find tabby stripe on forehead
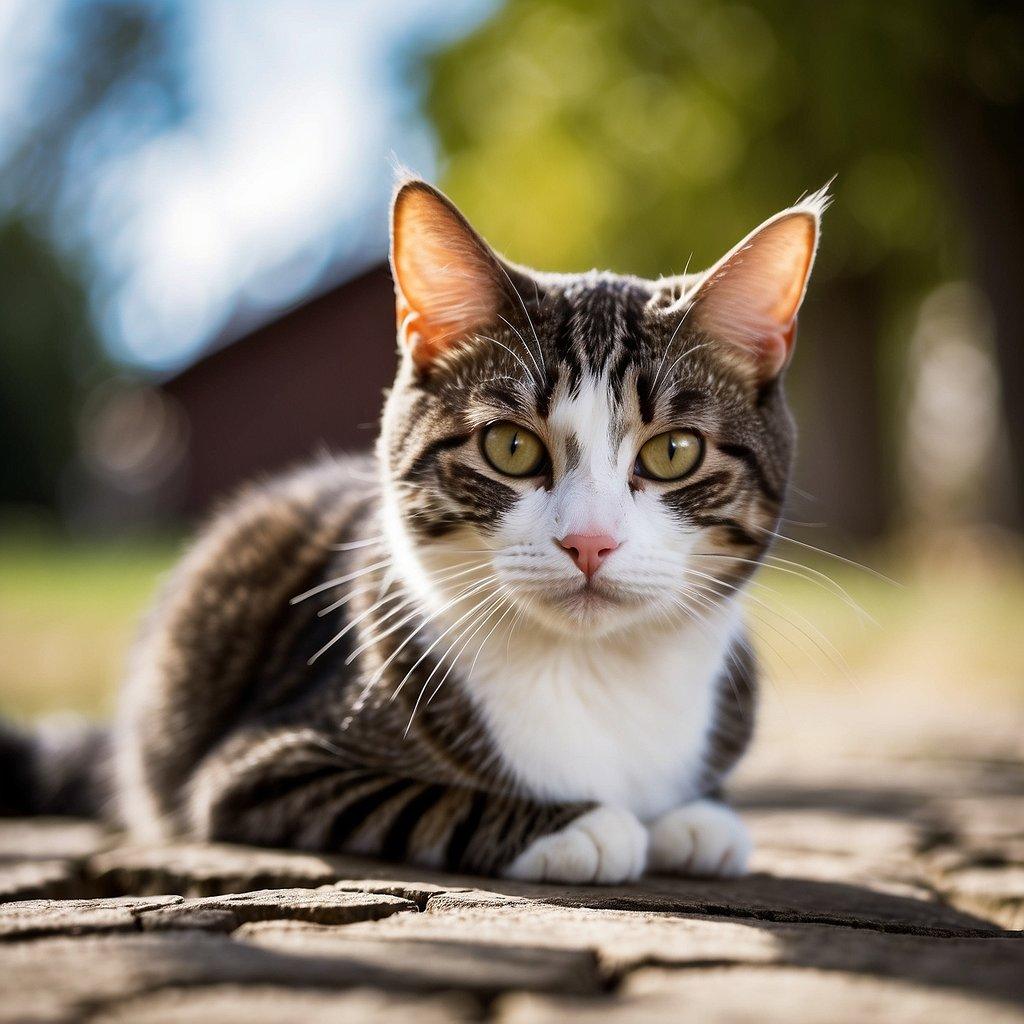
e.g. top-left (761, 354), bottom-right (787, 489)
top-left (636, 371), bottom-right (656, 424)
top-left (552, 301), bottom-right (583, 393)
top-left (379, 783), bottom-right (447, 860)
top-left (402, 432), bottom-right (472, 482)
top-left (324, 776), bottom-right (411, 848)
top-left (718, 442), bottom-right (780, 503)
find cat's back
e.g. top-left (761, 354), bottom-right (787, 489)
top-left (115, 453), bottom-right (377, 836)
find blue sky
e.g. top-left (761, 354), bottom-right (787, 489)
top-left (0, 0), bottom-right (493, 371)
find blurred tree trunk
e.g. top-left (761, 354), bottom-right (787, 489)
top-left (932, 79), bottom-right (1024, 531)
top-left (787, 273), bottom-right (890, 545)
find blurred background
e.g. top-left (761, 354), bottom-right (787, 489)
top-left (1, 0), bottom-right (1021, 760)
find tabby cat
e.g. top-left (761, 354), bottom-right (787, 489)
top-left (3, 179), bottom-right (826, 883)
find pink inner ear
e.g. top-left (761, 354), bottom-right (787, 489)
top-left (391, 183), bottom-right (502, 368)
top-left (691, 209), bottom-right (820, 380)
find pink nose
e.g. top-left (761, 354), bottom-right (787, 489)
top-left (557, 533), bottom-right (620, 578)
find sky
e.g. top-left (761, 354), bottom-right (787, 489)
top-left (0, 0), bottom-right (493, 372)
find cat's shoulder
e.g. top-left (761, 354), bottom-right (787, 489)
top-left (151, 453), bottom-right (377, 616)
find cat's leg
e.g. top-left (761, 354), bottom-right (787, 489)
top-left (188, 733), bottom-right (644, 882)
top-left (646, 799), bottom-right (752, 878)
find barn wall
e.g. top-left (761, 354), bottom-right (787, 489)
top-left (163, 264), bottom-right (397, 515)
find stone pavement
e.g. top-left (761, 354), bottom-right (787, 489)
top-left (2, 684), bottom-right (1023, 1022)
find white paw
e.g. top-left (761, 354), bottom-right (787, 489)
top-left (503, 806), bottom-right (648, 885)
top-left (648, 800), bottom-right (752, 878)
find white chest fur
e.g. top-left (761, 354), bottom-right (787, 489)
top-left (462, 608), bottom-right (738, 821)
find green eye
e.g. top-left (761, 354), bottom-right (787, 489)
top-left (636, 429), bottom-right (703, 481)
top-left (481, 422), bottom-right (547, 477)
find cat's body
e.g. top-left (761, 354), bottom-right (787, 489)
top-left (4, 180), bottom-right (825, 883)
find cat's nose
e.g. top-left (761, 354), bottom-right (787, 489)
top-left (557, 533), bottom-right (620, 578)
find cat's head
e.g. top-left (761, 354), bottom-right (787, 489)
top-left (378, 180), bottom-right (825, 639)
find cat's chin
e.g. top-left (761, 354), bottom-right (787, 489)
top-left (518, 581), bottom-right (656, 638)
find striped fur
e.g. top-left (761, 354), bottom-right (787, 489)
top-left (109, 181), bottom-right (823, 882)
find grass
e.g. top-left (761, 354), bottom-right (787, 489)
top-left (1, 525), bottom-right (1021, 723)
top-left (0, 529), bottom-right (181, 719)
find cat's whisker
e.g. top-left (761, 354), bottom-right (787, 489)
top-left (679, 565), bottom-right (850, 682)
top-left (493, 259), bottom-right (547, 383)
top-left (475, 335), bottom-right (540, 389)
top-left (328, 536), bottom-right (385, 552)
top-left (670, 587), bottom-right (795, 688)
top-left (345, 572), bottom-right (498, 668)
top-left (404, 590), bottom-right (511, 737)
top-left (355, 575), bottom-right (500, 687)
top-left (308, 589), bottom-right (410, 665)
top-left (656, 340), bottom-right (716, 397)
top-left (651, 300), bottom-right (697, 393)
top-left (422, 594), bottom-right (515, 719)
top-left (317, 559), bottom-right (488, 617)
top-left (696, 550), bottom-right (876, 625)
top-left (290, 558), bottom-right (393, 604)
top-left (496, 313), bottom-right (547, 387)
top-left (754, 526), bottom-right (902, 588)
top-left (388, 583), bottom-right (503, 705)
top-left (316, 582), bottom-right (382, 617)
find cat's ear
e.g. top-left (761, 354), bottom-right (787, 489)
top-left (390, 179), bottom-right (504, 370)
top-left (687, 188), bottom-right (828, 382)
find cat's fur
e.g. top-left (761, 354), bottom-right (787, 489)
top-left (3, 180), bottom-right (825, 883)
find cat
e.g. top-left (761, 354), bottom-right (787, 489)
top-left (1, 178), bottom-right (825, 884)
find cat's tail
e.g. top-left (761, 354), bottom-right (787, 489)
top-left (0, 716), bottom-right (111, 818)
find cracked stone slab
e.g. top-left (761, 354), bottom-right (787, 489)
top-left (499, 967), bottom-right (1024, 1023)
top-left (344, 892), bottom-right (1024, 998)
top-left (137, 887), bottom-right (416, 931)
top-left (934, 865), bottom-right (1024, 931)
top-left (90, 985), bottom-right (475, 1024)
top-left (940, 796), bottom-right (1024, 841)
top-left (328, 878), bottom-right (469, 909)
top-left (101, 841), bottom-right (997, 937)
top-left (0, 927), bottom-right (600, 1018)
top-left (89, 843), bottom-right (346, 897)
top-left (236, 919), bottom-right (602, 996)
top-left (86, 839), bottom-right (987, 935)
top-left (0, 895), bottom-right (182, 941)
top-left (745, 809), bottom-right (922, 857)
top-left (0, 819), bottom-right (107, 863)
top-left (567, 869), bottom-right (1002, 935)
top-left (0, 860), bottom-right (86, 902)
top-left (88, 842), bottom-right (477, 905)
top-left (749, 847), bottom-right (933, 902)
top-left (490, 870), bottom-right (1003, 936)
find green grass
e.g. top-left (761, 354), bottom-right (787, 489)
top-left (0, 529), bottom-right (180, 719)
top-left (1, 526), bottom-right (1021, 722)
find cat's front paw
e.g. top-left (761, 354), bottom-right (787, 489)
top-left (503, 806), bottom-right (647, 885)
top-left (648, 799), bottom-right (752, 878)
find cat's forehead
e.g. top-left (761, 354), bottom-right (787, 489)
top-left (535, 272), bottom-right (665, 380)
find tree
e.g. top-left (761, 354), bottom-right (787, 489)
top-left (423, 0), bottom-right (1024, 541)
top-left (0, 0), bottom-right (188, 511)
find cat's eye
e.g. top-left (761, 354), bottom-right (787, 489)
top-left (481, 422), bottom-right (547, 477)
top-left (636, 429), bottom-right (703, 482)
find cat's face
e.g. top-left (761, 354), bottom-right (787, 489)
top-left (380, 181), bottom-right (824, 639)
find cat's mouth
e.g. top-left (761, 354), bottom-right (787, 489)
top-left (543, 577), bottom-right (641, 614)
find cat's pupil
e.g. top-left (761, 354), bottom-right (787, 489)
top-left (509, 433), bottom-right (520, 457)
top-left (667, 436), bottom-right (677, 462)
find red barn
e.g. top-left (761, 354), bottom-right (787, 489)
top-left (160, 262), bottom-right (397, 515)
